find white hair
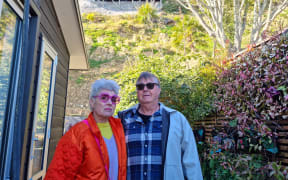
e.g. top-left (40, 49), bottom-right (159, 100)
top-left (89, 79), bottom-right (120, 99)
top-left (89, 79), bottom-right (120, 111)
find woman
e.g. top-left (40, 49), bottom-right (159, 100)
top-left (45, 79), bottom-right (126, 180)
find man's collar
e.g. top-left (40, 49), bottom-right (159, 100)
top-left (132, 103), bottom-right (162, 115)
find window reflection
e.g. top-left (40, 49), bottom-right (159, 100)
top-left (0, 2), bottom-right (18, 153)
top-left (32, 52), bottom-right (52, 175)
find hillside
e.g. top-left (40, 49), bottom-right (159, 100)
top-left (65, 8), bottom-right (214, 117)
top-left (65, 2), bottom-right (288, 119)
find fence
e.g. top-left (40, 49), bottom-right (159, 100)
top-left (193, 113), bottom-right (288, 166)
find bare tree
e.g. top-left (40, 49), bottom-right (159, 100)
top-left (175, 0), bottom-right (288, 53)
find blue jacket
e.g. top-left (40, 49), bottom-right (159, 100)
top-left (118, 103), bottom-right (203, 180)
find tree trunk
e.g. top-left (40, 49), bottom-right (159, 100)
top-left (175, 0), bottom-right (288, 54)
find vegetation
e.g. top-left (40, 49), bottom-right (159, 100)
top-left (82, 4), bottom-right (219, 123)
top-left (114, 52), bottom-right (217, 123)
top-left (78, 2), bottom-right (288, 179)
top-left (199, 28), bottom-right (288, 180)
top-left (136, 3), bottom-right (157, 24)
top-left (215, 31), bottom-right (288, 152)
top-left (174, 0), bottom-right (288, 53)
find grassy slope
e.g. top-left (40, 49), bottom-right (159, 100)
top-left (66, 11), bottom-right (213, 116)
top-left (66, 6), bottom-right (288, 116)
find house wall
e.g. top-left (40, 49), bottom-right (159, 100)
top-left (20, 0), bottom-right (70, 178)
top-left (37, 0), bottom-right (70, 166)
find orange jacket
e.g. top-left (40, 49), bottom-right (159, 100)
top-left (45, 113), bottom-right (127, 180)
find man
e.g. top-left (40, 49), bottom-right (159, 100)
top-left (118, 72), bottom-right (203, 180)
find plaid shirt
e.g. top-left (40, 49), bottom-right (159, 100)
top-left (122, 106), bottom-right (162, 180)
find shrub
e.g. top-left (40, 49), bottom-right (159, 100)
top-left (114, 53), bottom-right (216, 123)
top-left (195, 30), bottom-right (288, 180)
top-left (200, 145), bottom-right (288, 180)
top-left (269, 162), bottom-right (288, 180)
top-left (161, 0), bottom-right (189, 14)
top-left (201, 148), bottom-right (271, 180)
top-left (214, 31), bottom-right (288, 152)
top-left (136, 3), bottom-right (157, 24)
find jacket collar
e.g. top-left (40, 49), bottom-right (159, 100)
top-left (87, 112), bottom-right (117, 135)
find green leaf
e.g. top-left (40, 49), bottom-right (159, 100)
top-left (229, 119), bottom-right (237, 127)
top-left (277, 86), bottom-right (287, 96)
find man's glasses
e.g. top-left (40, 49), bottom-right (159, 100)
top-left (93, 93), bottom-right (120, 104)
top-left (136, 83), bottom-right (159, 90)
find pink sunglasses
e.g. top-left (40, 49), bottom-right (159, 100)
top-left (93, 93), bottom-right (120, 104)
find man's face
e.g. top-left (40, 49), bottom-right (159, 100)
top-left (136, 78), bottom-right (161, 105)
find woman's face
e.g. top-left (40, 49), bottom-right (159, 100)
top-left (89, 89), bottom-right (119, 121)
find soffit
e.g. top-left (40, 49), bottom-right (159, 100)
top-left (52, 0), bottom-right (88, 70)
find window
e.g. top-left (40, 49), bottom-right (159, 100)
top-left (0, 0), bottom-right (41, 179)
top-left (28, 38), bottom-right (57, 180)
top-left (0, 0), bottom-right (21, 155)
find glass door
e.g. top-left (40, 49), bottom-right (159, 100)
top-left (28, 38), bottom-right (57, 180)
top-left (0, 0), bottom-right (20, 157)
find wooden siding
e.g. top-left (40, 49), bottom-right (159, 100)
top-left (20, 0), bottom-right (70, 176)
top-left (38, 0), bottom-right (70, 166)
top-left (23, 0), bottom-right (70, 170)
top-left (193, 113), bottom-right (288, 166)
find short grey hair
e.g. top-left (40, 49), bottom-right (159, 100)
top-left (89, 79), bottom-right (120, 100)
top-left (136, 72), bottom-right (160, 87)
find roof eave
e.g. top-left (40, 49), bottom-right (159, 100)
top-left (52, 0), bottom-right (88, 70)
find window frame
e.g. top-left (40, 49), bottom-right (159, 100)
top-left (27, 37), bottom-right (58, 180)
top-left (0, 0), bottom-right (40, 179)
top-left (0, 0), bottom-right (23, 178)
top-left (5, 0), bottom-right (24, 18)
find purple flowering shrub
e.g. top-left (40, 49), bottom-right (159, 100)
top-left (215, 31), bottom-right (288, 153)
top-left (199, 31), bottom-right (288, 180)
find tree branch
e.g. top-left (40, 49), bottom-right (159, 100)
top-left (175, 0), bottom-right (226, 46)
top-left (240, 2), bottom-right (248, 37)
top-left (262, 0), bottom-right (288, 32)
top-left (176, 0), bottom-right (288, 54)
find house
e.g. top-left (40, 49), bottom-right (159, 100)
top-left (0, 0), bottom-right (88, 179)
